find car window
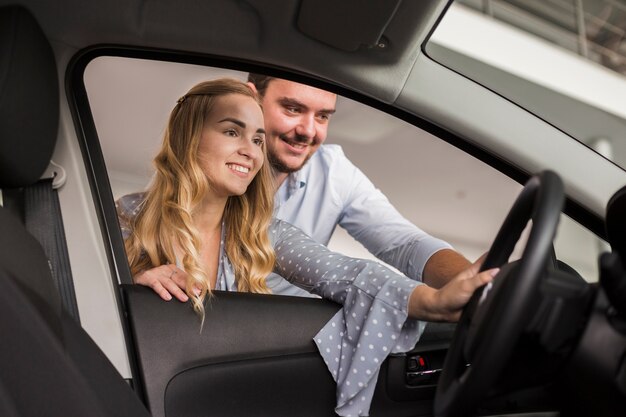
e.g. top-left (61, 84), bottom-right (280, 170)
top-left (84, 56), bottom-right (602, 282)
top-left (427, 1), bottom-right (626, 172)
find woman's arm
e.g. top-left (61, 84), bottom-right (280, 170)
top-left (271, 218), bottom-right (494, 321)
top-left (270, 218), bottom-right (496, 417)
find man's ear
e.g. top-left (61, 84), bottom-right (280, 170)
top-left (247, 81), bottom-right (258, 94)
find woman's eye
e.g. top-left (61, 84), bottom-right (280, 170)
top-left (225, 129), bottom-right (238, 137)
top-left (253, 138), bottom-right (264, 146)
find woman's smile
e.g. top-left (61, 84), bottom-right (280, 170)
top-left (226, 163), bottom-right (251, 175)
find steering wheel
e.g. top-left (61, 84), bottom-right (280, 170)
top-left (434, 171), bottom-right (564, 417)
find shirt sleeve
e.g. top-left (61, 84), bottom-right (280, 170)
top-left (331, 148), bottom-right (452, 282)
top-left (270, 219), bottom-right (426, 417)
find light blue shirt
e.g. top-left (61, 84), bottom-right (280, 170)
top-left (267, 144), bottom-right (452, 297)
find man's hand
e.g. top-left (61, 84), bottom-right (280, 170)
top-left (409, 254), bottom-right (498, 322)
top-left (134, 264), bottom-right (191, 302)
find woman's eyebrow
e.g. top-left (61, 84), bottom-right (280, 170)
top-left (219, 117), bottom-right (265, 135)
top-left (218, 117), bottom-right (246, 128)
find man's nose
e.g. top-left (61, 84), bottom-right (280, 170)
top-left (295, 114), bottom-right (316, 139)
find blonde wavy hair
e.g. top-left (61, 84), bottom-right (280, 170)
top-left (124, 78), bottom-right (276, 320)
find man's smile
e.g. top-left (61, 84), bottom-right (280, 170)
top-left (278, 135), bottom-right (310, 153)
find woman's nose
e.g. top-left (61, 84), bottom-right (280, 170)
top-left (238, 144), bottom-right (252, 158)
top-left (238, 139), bottom-right (258, 159)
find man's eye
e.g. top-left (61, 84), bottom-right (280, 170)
top-left (285, 106), bottom-right (300, 114)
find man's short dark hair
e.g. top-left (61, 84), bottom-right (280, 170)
top-left (247, 73), bottom-right (275, 97)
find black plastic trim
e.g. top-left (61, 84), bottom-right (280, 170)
top-left (65, 48), bottom-right (148, 402)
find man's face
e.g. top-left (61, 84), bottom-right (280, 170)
top-left (259, 79), bottom-right (337, 174)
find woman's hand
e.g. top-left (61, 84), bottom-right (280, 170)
top-left (134, 264), bottom-right (190, 302)
top-left (409, 254), bottom-right (498, 322)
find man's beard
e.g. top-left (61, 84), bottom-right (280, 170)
top-left (267, 134), bottom-right (314, 174)
top-left (267, 149), bottom-right (312, 174)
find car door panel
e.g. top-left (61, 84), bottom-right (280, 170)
top-left (166, 354), bottom-right (337, 417)
top-left (123, 285), bottom-right (454, 417)
top-left (124, 286), bottom-right (340, 417)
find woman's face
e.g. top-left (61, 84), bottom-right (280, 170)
top-left (198, 93), bottom-right (265, 199)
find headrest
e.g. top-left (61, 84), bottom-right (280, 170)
top-left (0, 6), bottom-right (59, 188)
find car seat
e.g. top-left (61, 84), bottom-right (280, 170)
top-left (0, 5), bottom-right (150, 417)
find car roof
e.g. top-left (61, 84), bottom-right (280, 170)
top-left (3, 0), bottom-right (625, 216)
top-left (5, 0), bottom-right (444, 102)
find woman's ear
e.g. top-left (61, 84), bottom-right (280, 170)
top-left (247, 82), bottom-right (258, 94)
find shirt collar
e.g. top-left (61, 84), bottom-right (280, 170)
top-left (274, 170), bottom-right (306, 209)
top-left (286, 170), bottom-right (306, 195)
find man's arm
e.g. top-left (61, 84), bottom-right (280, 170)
top-left (330, 147), bottom-right (468, 287)
top-left (422, 248), bottom-right (472, 289)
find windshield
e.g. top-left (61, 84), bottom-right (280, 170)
top-left (427, 0), bottom-right (626, 170)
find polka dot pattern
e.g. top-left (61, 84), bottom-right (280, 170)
top-left (272, 219), bottom-right (426, 416)
top-left (116, 192), bottom-right (146, 240)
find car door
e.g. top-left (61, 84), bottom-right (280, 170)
top-left (72, 53), bottom-right (602, 417)
top-left (75, 53), bottom-right (467, 417)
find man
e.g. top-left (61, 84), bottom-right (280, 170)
top-left (247, 74), bottom-right (472, 297)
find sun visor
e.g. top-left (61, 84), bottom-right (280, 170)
top-left (296, 0), bottom-right (402, 51)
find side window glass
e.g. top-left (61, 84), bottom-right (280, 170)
top-left (326, 94), bottom-right (523, 265)
top-left (555, 215), bottom-right (603, 282)
top-left (84, 56), bottom-right (601, 284)
top-left (84, 57), bottom-right (246, 200)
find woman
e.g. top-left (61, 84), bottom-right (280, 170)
top-left (117, 78), bottom-right (496, 416)
top-left (120, 79), bottom-right (275, 318)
